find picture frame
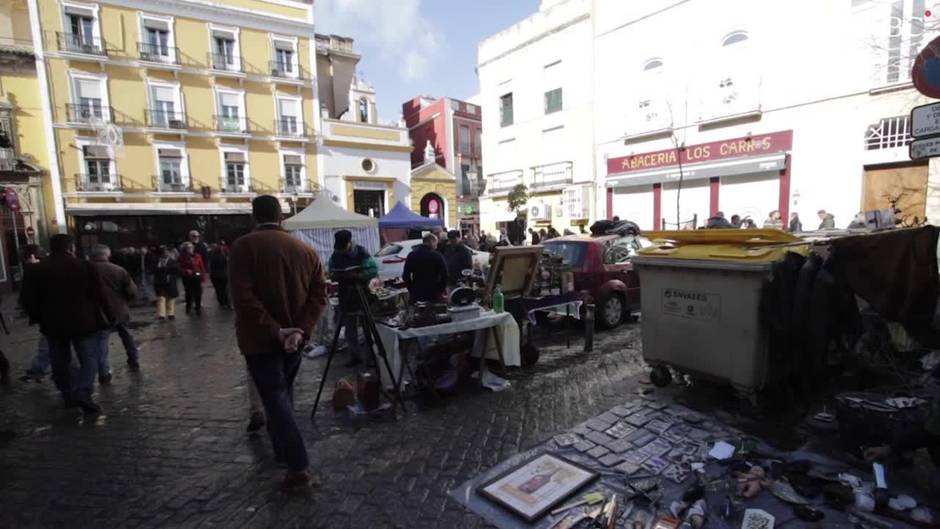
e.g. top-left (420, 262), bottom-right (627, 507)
top-left (477, 453), bottom-right (599, 522)
top-left (485, 245), bottom-right (542, 299)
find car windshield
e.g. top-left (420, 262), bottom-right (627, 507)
top-left (375, 244), bottom-right (402, 257)
top-left (603, 236), bottom-right (649, 264)
top-left (543, 241), bottom-right (588, 269)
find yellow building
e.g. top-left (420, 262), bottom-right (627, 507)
top-left (21, 0), bottom-right (319, 248)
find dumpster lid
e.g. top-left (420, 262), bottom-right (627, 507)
top-left (639, 229), bottom-right (807, 263)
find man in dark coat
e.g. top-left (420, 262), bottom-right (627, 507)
top-left (328, 229), bottom-right (378, 367)
top-left (441, 230), bottom-right (472, 286)
top-left (403, 234), bottom-right (448, 303)
top-left (21, 234), bottom-right (116, 414)
top-left (229, 195), bottom-right (328, 489)
top-left (92, 244), bottom-right (140, 379)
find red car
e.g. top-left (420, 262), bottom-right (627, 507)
top-left (542, 234), bottom-right (649, 329)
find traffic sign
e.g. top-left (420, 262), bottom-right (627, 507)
top-left (912, 102), bottom-right (940, 138)
top-left (913, 35), bottom-right (940, 99)
top-left (910, 136), bottom-right (940, 160)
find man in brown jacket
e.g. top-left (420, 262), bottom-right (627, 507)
top-left (229, 195), bottom-right (327, 489)
top-left (91, 244), bottom-right (141, 382)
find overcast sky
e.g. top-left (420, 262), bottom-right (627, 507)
top-left (315, 0), bottom-right (539, 122)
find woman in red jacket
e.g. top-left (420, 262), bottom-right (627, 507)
top-left (178, 242), bottom-right (207, 315)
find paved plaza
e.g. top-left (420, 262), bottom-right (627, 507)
top-left (0, 293), bottom-right (648, 529)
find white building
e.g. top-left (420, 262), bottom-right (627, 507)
top-left (315, 36), bottom-right (412, 218)
top-left (477, 0), bottom-right (595, 235)
top-left (596, 0), bottom-right (938, 231)
top-left (478, 0), bottom-right (939, 233)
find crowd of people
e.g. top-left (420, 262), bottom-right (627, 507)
top-left (702, 209), bottom-right (840, 232)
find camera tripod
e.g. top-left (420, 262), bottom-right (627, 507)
top-left (311, 281), bottom-right (406, 418)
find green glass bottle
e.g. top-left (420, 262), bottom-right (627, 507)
top-left (492, 286), bottom-right (504, 314)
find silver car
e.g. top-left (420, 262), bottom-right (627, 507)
top-left (375, 240), bottom-right (490, 280)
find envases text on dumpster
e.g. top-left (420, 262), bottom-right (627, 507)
top-left (661, 288), bottom-right (721, 321)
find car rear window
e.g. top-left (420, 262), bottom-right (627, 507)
top-left (376, 245), bottom-right (402, 257)
top-left (544, 241), bottom-right (588, 269)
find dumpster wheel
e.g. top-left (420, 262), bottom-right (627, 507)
top-left (650, 365), bottom-right (673, 387)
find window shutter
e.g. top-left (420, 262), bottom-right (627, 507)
top-left (278, 98), bottom-right (298, 117)
top-left (152, 85), bottom-right (175, 103)
top-left (224, 152), bottom-right (246, 163)
top-left (65, 5), bottom-right (95, 17)
top-left (283, 154), bottom-right (302, 165)
top-left (83, 145), bottom-right (109, 158)
top-left (158, 148), bottom-right (182, 158)
top-left (219, 92), bottom-right (240, 108)
top-left (143, 19), bottom-right (169, 31)
top-left (76, 78), bottom-right (102, 98)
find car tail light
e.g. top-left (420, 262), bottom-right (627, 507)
top-left (382, 257), bottom-right (405, 264)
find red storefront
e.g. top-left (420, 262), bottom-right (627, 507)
top-left (606, 130), bottom-right (793, 229)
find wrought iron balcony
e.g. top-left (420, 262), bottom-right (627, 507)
top-left (152, 176), bottom-right (191, 193)
top-left (269, 60), bottom-right (305, 80)
top-left (66, 103), bottom-right (112, 124)
top-left (147, 109), bottom-right (187, 130)
top-left (531, 161), bottom-right (573, 190)
top-left (208, 52), bottom-right (243, 73)
top-left (137, 42), bottom-right (179, 65)
top-left (57, 32), bottom-right (106, 56)
top-left (222, 182), bottom-right (250, 193)
top-left (486, 170), bottom-right (524, 195)
top-left (274, 119), bottom-right (304, 138)
top-left (214, 115), bottom-right (250, 134)
top-left (74, 173), bottom-right (121, 192)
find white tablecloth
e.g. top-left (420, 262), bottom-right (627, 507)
top-left (374, 311), bottom-right (521, 389)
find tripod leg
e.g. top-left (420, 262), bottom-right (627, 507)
top-left (355, 285), bottom-right (406, 413)
top-left (311, 312), bottom-right (345, 420)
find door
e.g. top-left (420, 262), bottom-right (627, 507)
top-left (863, 163), bottom-right (928, 225)
top-left (353, 189), bottom-right (385, 217)
top-left (719, 171), bottom-right (780, 225)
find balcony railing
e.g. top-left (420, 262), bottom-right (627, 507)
top-left (57, 32), bottom-right (106, 56)
top-left (138, 42), bottom-right (179, 65)
top-left (75, 173), bottom-right (121, 192)
top-left (152, 176), bottom-right (191, 193)
top-left (208, 53), bottom-right (243, 73)
top-left (531, 161), bottom-right (573, 190)
top-left (282, 178), bottom-right (309, 194)
top-left (66, 104), bottom-right (112, 124)
top-left (486, 170), bottom-right (524, 195)
top-left (222, 181), bottom-right (250, 193)
top-left (0, 148), bottom-right (15, 171)
top-left (274, 119), bottom-right (304, 138)
top-left (269, 61), bottom-right (304, 80)
top-left (214, 115), bottom-right (249, 134)
top-left (147, 109), bottom-right (187, 130)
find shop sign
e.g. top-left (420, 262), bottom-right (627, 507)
top-left (911, 102), bottom-right (940, 138)
top-left (910, 136), bottom-right (940, 160)
top-left (607, 130), bottom-right (793, 176)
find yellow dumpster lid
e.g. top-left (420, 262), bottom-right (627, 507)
top-left (639, 229), bottom-right (808, 262)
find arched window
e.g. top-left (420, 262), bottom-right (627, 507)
top-left (358, 97), bottom-right (369, 123)
top-left (722, 31), bottom-right (749, 47)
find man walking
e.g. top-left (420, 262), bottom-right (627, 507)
top-left (229, 195), bottom-right (328, 489)
top-left (91, 244), bottom-right (141, 379)
top-left (21, 234), bottom-right (115, 414)
top-left (441, 230), bottom-right (472, 286)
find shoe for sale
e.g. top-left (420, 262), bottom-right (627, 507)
top-left (168, 315), bottom-right (175, 320)
top-left (281, 470), bottom-right (316, 490)
top-left (99, 373), bottom-right (112, 385)
top-left (246, 412), bottom-right (265, 433)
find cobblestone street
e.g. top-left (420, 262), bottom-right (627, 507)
top-left (0, 292), bottom-right (648, 529)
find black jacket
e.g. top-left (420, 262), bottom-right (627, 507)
top-left (441, 242), bottom-right (473, 285)
top-left (21, 254), bottom-right (116, 340)
top-left (403, 244), bottom-right (448, 303)
top-left (208, 249), bottom-right (228, 278)
top-left (153, 257), bottom-right (180, 298)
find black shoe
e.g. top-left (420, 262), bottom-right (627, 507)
top-left (77, 399), bottom-right (101, 415)
top-left (19, 373), bottom-right (45, 383)
top-left (195, 307), bottom-right (202, 315)
top-left (0, 356), bottom-right (9, 383)
top-left (99, 373), bottom-right (112, 385)
top-left (246, 412), bottom-right (265, 433)
top-left (344, 358), bottom-right (363, 368)
top-left (168, 315), bottom-right (175, 320)
top-left (127, 361), bottom-right (140, 372)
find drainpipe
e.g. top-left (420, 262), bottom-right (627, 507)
top-left (26, 0), bottom-right (66, 233)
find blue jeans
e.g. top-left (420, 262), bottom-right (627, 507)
top-left (26, 335), bottom-right (50, 376)
top-left (245, 352), bottom-right (308, 472)
top-left (99, 322), bottom-right (140, 376)
top-left (48, 332), bottom-right (107, 403)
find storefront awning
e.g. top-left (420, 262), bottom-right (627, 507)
top-left (606, 153), bottom-right (786, 188)
top-left (66, 202), bottom-right (289, 216)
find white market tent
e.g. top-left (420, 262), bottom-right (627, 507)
top-left (283, 193), bottom-right (380, 262)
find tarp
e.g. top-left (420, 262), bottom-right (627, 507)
top-left (378, 201), bottom-right (444, 230)
top-left (283, 193), bottom-right (380, 263)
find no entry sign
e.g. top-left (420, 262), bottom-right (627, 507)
top-left (913, 35), bottom-right (940, 99)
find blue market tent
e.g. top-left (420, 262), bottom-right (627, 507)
top-left (378, 201), bottom-right (444, 230)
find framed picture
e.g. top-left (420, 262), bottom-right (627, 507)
top-left (485, 245), bottom-right (542, 299)
top-left (477, 453), bottom-right (598, 522)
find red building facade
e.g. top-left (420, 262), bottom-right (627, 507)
top-left (402, 96), bottom-right (483, 233)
